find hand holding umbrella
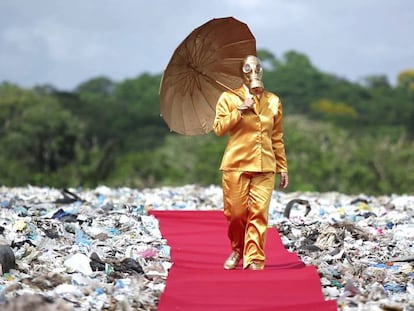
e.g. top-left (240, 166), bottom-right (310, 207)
top-left (237, 97), bottom-right (255, 113)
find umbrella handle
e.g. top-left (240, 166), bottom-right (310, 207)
top-left (192, 66), bottom-right (244, 100)
top-left (213, 79), bottom-right (245, 100)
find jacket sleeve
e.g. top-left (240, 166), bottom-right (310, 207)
top-left (213, 92), bottom-right (242, 136)
top-left (272, 98), bottom-right (288, 173)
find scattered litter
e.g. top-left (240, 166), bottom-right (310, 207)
top-left (0, 185), bottom-right (413, 310)
top-left (270, 191), bottom-right (414, 310)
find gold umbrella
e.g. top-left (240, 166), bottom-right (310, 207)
top-left (159, 17), bottom-right (257, 136)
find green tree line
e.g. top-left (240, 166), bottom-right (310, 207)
top-left (1, 49), bottom-right (413, 195)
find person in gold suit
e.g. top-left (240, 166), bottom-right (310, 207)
top-left (213, 55), bottom-right (289, 270)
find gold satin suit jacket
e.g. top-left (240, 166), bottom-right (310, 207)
top-left (213, 86), bottom-right (288, 174)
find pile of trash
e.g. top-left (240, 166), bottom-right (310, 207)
top-left (270, 192), bottom-right (414, 311)
top-left (0, 185), bottom-right (413, 311)
top-left (0, 186), bottom-right (172, 310)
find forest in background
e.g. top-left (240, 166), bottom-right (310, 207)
top-left (1, 49), bottom-right (413, 195)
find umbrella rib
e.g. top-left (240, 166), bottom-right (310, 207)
top-left (201, 92), bottom-right (216, 115)
top-left (189, 92), bottom-right (207, 133)
top-left (219, 39), bottom-right (256, 50)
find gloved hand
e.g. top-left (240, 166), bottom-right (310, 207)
top-left (238, 97), bottom-right (254, 113)
top-left (279, 172), bottom-right (289, 189)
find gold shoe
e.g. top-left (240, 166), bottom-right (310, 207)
top-left (224, 251), bottom-right (241, 270)
top-left (247, 261), bottom-right (264, 270)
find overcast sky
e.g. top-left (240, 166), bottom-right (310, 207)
top-left (1, 0), bottom-right (413, 90)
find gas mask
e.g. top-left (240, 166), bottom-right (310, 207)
top-left (241, 55), bottom-right (264, 94)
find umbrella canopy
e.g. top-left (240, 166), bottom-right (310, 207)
top-left (159, 17), bottom-right (257, 136)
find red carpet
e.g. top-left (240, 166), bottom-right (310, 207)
top-left (150, 210), bottom-right (337, 311)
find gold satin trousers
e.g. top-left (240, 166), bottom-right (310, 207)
top-left (222, 171), bottom-right (275, 268)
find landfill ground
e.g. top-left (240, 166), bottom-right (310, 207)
top-left (0, 185), bottom-right (413, 311)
